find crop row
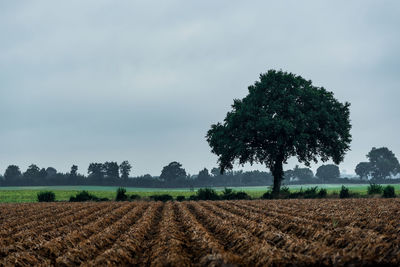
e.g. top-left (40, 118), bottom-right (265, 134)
top-left (0, 199), bottom-right (399, 266)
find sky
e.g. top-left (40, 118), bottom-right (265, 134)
top-left (1, 1), bottom-right (399, 176)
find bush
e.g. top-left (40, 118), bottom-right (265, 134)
top-left (221, 188), bottom-right (251, 200)
top-left (116, 187), bottom-right (127, 201)
top-left (303, 187), bottom-right (319, 199)
top-left (188, 195), bottom-right (198, 201)
top-left (176, 195), bottom-right (186, 201)
top-left (339, 185), bottom-right (350, 198)
top-left (129, 194), bottom-right (141, 201)
top-left (318, 188), bottom-right (327, 198)
top-left (37, 191), bottom-right (55, 202)
top-left (70, 190), bottom-right (98, 202)
top-left (383, 185), bottom-right (396, 198)
top-left (367, 183), bottom-right (383, 195)
top-left (150, 194), bottom-right (173, 202)
top-left (196, 188), bottom-right (220, 200)
top-left (262, 191), bottom-right (273, 199)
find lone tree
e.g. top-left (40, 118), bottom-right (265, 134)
top-left (355, 162), bottom-right (372, 180)
top-left (206, 70), bottom-right (351, 197)
top-left (316, 164), bottom-right (340, 183)
top-left (366, 147), bottom-right (400, 180)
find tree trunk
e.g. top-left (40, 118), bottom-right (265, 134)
top-left (271, 158), bottom-right (284, 198)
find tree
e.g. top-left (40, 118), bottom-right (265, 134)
top-left (366, 147), bottom-right (400, 180)
top-left (197, 168), bottom-right (211, 185)
top-left (355, 162), bottom-right (372, 180)
top-left (103, 161), bottom-right (119, 179)
top-left (285, 165), bottom-right (314, 182)
top-left (119, 160), bottom-right (132, 179)
top-left (207, 70), bottom-right (351, 196)
top-left (88, 163), bottom-right (105, 182)
top-left (4, 165), bottom-right (22, 184)
top-left (24, 164), bottom-right (40, 178)
top-left (70, 165), bottom-right (78, 177)
top-left (46, 167), bottom-right (57, 177)
top-left (160, 161), bottom-right (187, 183)
top-left (316, 164), bottom-right (340, 183)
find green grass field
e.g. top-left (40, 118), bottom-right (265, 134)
top-left (0, 184), bottom-right (399, 202)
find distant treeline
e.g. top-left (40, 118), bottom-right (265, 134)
top-left (1, 158), bottom-right (399, 187)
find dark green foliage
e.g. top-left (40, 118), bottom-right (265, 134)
top-left (340, 185), bottom-right (350, 198)
top-left (262, 191), bottom-right (273, 199)
top-left (176, 195), bottom-right (186, 201)
top-left (285, 166), bottom-right (314, 182)
top-left (367, 182), bottom-right (383, 195)
top-left (160, 161), bottom-right (187, 183)
top-left (355, 162), bottom-right (372, 180)
top-left (116, 187), bottom-right (127, 201)
top-left (188, 195), bottom-right (199, 201)
top-left (129, 194), bottom-right (141, 201)
top-left (150, 194), bottom-right (173, 202)
top-left (70, 190), bottom-right (98, 202)
top-left (303, 187), bottom-right (319, 199)
top-left (4, 165), bottom-right (22, 183)
top-left (366, 147), bottom-right (400, 180)
top-left (221, 188), bottom-right (251, 200)
top-left (37, 191), bottom-right (55, 202)
top-left (382, 185), bottom-right (395, 198)
top-left (119, 160), bottom-right (132, 179)
top-left (316, 164), bottom-right (340, 182)
top-left (207, 70), bottom-right (352, 196)
top-left (196, 188), bottom-right (220, 200)
top-left (318, 188), bottom-right (327, 198)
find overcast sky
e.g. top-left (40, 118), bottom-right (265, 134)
top-left (1, 1), bottom-right (399, 176)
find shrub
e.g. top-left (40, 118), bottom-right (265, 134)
top-left (37, 191), bottom-right (55, 202)
top-left (196, 188), bottom-right (220, 200)
top-left (221, 188), bottom-right (234, 200)
top-left (339, 185), bottom-right (350, 198)
top-left (188, 195), bottom-right (198, 201)
top-left (129, 194), bottom-right (141, 201)
top-left (303, 187), bottom-right (319, 199)
top-left (150, 194), bottom-right (173, 202)
top-left (221, 188), bottom-right (251, 200)
top-left (318, 188), bottom-right (327, 198)
top-left (70, 190), bottom-right (98, 202)
top-left (176, 195), bottom-right (186, 201)
top-left (383, 185), bottom-right (396, 198)
top-left (367, 183), bottom-right (383, 195)
top-left (234, 191), bottom-right (251, 200)
top-left (116, 187), bottom-right (127, 201)
top-left (262, 191), bottom-right (273, 199)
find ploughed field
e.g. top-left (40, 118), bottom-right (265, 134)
top-left (1, 199), bottom-right (399, 266)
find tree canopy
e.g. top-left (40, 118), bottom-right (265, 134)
top-left (160, 161), bottom-right (187, 182)
top-left (316, 164), bottom-right (340, 182)
top-left (366, 147), bottom-right (400, 179)
top-left (207, 70), bottom-right (352, 196)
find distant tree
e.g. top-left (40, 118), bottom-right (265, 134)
top-left (355, 162), bottom-right (372, 180)
top-left (285, 165), bottom-right (314, 182)
top-left (207, 70), bottom-right (352, 196)
top-left (45, 167), bottom-right (57, 177)
top-left (103, 161), bottom-right (119, 179)
top-left (119, 160), bottom-right (132, 179)
top-left (39, 168), bottom-right (48, 178)
top-left (211, 167), bottom-right (221, 177)
top-left (88, 163), bottom-right (105, 181)
top-left (70, 165), bottom-right (78, 177)
top-left (4, 165), bottom-right (22, 183)
top-left (160, 161), bottom-right (187, 183)
top-left (367, 147), bottom-right (400, 180)
top-left (316, 164), bottom-right (340, 183)
top-left (24, 164), bottom-right (40, 178)
top-left (197, 168), bottom-right (211, 184)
